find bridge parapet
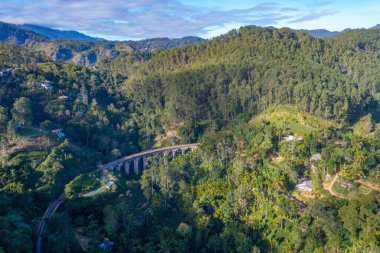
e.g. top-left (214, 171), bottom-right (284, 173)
top-left (36, 143), bottom-right (199, 253)
top-left (102, 143), bottom-right (199, 174)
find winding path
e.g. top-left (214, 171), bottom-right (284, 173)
top-left (35, 143), bottom-right (198, 253)
top-left (323, 174), bottom-right (348, 199)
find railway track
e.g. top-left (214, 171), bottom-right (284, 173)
top-left (36, 193), bottom-right (66, 253)
top-left (35, 143), bottom-right (198, 252)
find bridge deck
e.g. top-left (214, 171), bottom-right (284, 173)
top-left (36, 143), bottom-right (199, 253)
top-left (103, 143), bottom-right (199, 169)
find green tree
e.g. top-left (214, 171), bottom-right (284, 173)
top-left (0, 106), bottom-right (8, 133)
top-left (11, 97), bottom-right (33, 127)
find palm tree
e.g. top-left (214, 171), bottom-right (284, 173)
top-left (354, 150), bottom-right (366, 166)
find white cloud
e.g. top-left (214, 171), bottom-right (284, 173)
top-left (0, 0), bottom-right (339, 39)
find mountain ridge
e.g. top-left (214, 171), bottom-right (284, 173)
top-left (18, 24), bottom-right (104, 41)
top-left (0, 20), bottom-right (205, 67)
top-left (298, 29), bottom-right (341, 38)
top-left (0, 21), bottom-right (48, 45)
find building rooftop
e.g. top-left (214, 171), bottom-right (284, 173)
top-left (56, 132), bottom-right (66, 138)
top-left (311, 153), bottom-right (322, 161)
top-left (296, 178), bottom-right (313, 192)
top-left (283, 135), bottom-right (303, 142)
top-left (99, 240), bottom-right (114, 250)
top-left (106, 181), bottom-right (114, 188)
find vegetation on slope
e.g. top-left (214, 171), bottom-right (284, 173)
top-left (123, 26), bottom-right (380, 145)
top-left (52, 105), bottom-right (380, 252)
top-left (0, 25), bottom-right (380, 252)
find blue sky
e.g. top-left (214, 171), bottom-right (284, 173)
top-left (0, 0), bottom-right (379, 40)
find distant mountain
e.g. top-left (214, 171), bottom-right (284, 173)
top-left (18, 24), bottom-right (103, 41)
top-left (0, 20), bottom-right (205, 67)
top-left (299, 29), bottom-right (341, 38)
top-left (28, 40), bottom-right (136, 66)
top-left (0, 21), bottom-right (48, 45)
top-left (372, 24), bottom-right (380, 29)
top-left (127, 36), bottom-right (205, 50)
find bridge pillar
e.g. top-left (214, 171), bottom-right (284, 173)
top-left (163, 151), bottom-right (168, 163)
top-left (172, 150), bottom-right (177, 159)
top-left (143, 156), bottom-right (147, 170)
top-left (181, 148), bottom-right (186, 155)
top-left (114, 163), bottom-right (121, 171)
top-left (134, 158), bottom-right (139, 175)
top-left (124, 161), bottom-right (130, 175)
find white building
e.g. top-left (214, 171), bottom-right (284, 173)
top-left (283, 135), bottom-right (303, 142)
top-left (0, 69), bottom-right (12, 77)
top-left (310, 153), bottom-right (323, 172)
top-left (105, 181), bottom-right (114, 188)
top-left (39, 80), bottom-right (52, 90)
top-left (296, 178), bottom-right (313, 192)
top-left (310, 153), bottom-right (322, 161)
top-left (58, 96), bottom-right (69, 101)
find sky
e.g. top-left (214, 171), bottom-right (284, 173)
top-left (0, 0), bottom-right (379, 40)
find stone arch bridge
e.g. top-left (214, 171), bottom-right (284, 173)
top-left (102, 143), bottom-right (199, 175)
top-left (37, 143), bottom-right (199, 253)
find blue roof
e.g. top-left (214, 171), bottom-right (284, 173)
top-left (100, 240), bottom-right (114, 250)
top-left (56, 132), bottom-right (66, 138)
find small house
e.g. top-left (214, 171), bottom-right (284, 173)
top-left (310, 153), bottom-right (322, 161)
top-left (51, 129), bottom-right (63, 134)
top-left (15, 123), bottom-right (25, 129)
top-left (310, 153), bottom-right (323, 172)
top-left (58, 96), bottom-right (69, 101)
top-left (283, 135), bottom-right (303, 142)
top-left (325, 173), bottom-right (332, 182)
top-left (105, 181), bottom-right (114, 188)
top-left (39, 80), bottom-right (52, 90)
top-left (99, 240), bottom-right (114, 251)
top-left (0, 69), bottom-right (12, 77)
top-left (52, 129), bottom-right (66, 139)
top-left (56, 132), bottom-right (66, 139)
top-left (296, 178), bottom-right (313, 192)
top-left (340, 182), bottom-right (354, 189)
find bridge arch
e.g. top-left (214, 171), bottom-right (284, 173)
top-left (36, 143), bottom-right (199, 253)
top-left (102, 143), bottom-right (199, 175)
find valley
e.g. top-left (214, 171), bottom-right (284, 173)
top-left (0, 21), bottom-right (379, 253)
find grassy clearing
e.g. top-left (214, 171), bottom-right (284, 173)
top-left (358, 184), bottom-right (373, 195)
top-left (17, 127), bottom-right (45, 138)
top-left (292, 190), bottom-right (315, 202)
top-left (65, 171), bottom-right (102, 196)
top-left (6, 150), bottom-right (47, 168)
top-left (353, 114), bottom-right (374, 137)
top-left (82, 187), bottom-right (103, 198)
top-left (250, 105), bottom-right (334, 135)
top-left (332, 180), bottom-right (366, 199)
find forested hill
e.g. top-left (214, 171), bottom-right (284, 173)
top-left (0, 22), bottom-right (48, 45)
top-left (0, 21), bottom-right (205, 67)
top-left (298, 29), bottom-right (341, 38)
top-left (0, 42), bottom-right (47, 67)
top-left (124, 26), bottom-right (380, 140)
top-left (335, 27), bottom-right (380, 50)
top-left (127, 36), bottom-right (205, 50)
top-left (1, 23), bottom-right (380, 253)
